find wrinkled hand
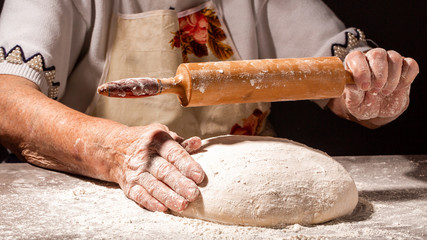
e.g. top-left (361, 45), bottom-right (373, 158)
top-left (110, 123), bottom-right (204, 212)
top-left (329, 48), bottom-right (419, 128)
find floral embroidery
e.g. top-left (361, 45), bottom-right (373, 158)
top-left (0, 45), bottom-right (59, 99)
top-left (170, 7), bottom-right (234, 62)
top-left (331, 28), bottom-right (369, 61)
top-left (230, 109), bottom-right (269, 136)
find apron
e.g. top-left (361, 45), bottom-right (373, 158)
top-left (88, 1), bottom-right (271, 139)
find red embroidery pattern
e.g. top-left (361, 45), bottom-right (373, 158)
top-left (230, 109), bottom-right (269, 136)
top-left (170, 8), bottom-right (234, 62)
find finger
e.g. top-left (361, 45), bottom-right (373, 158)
top-left (149, 122), bottom-right (170, 132)
top-left (378, 87), bottom-right (410, 118)
top-left (167, 132), bottom-right (201, 153)
top-left (359, 91), bottom-right (381, 120)
top-left (345, 50), bottom-right (371, 91)
top-left (366, 48), bottom-right (388, 94)
top-left (127, 184), bottom-right (168, 212)
top-left (137, 171), bottom-right (190, 212)
top-left (152, 131), bottom-right (205, 184)
top-left (168, 130), bottom-right (185, 143)
top-left (396, 57), bottom-right (419, 90)
top-left (345, 86), bottom-right (380, 120)
top-left (180, 136), bottom-right (202, 153)
top-left (343, 85), bottom-right (365, 109)
top-left (166, 132), bottom-right (202, 154)
top-left (148, 155), bottom-right (200, 202)
top-left (381, 50), bottom-right (402, 96)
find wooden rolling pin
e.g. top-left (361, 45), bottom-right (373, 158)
top-left (97, 56), bottom-right (354, 107)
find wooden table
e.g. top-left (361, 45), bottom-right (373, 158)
top-left (1, 155), bottom-right (426, 239)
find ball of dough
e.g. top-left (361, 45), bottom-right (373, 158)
top-left (174, 135), bottom-right (358, 227)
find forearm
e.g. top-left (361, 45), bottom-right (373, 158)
top-left (0, 74), bottom-right (125, 182)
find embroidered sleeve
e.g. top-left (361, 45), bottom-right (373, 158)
top-left (0, 46), bottom-right (59, 99)
top-left (0, 0), bottom-right (89, 101)
top-left (331, 28), bottom-right (375, 61)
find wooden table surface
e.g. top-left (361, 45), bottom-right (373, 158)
top-left (1, 155), bottom-right (426, 239)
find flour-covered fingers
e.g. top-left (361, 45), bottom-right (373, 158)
top-left (345, 51), bottom-right (371, 91)
top-left (136, 171), bottom-right (190, 212)
top-left (366, 48), bottom-right (388, 94)
top-left (396, 57), bottom-right (419, 90)
top-left (164, 130), bottom-right (201, 153)
top-left (127, 184), bottom-right (167, 212)
top-left (149, 155), bottom-right (200, 202)
top-left (343, 85), bottom-right (364, 109)
top-left (381, 50), bottom-right (403, 96)
top-left (153, 133), bottom-right (205, 184)
top-left (167, 130), bottom-right (184, 143)
top-left (180, 136), bottom-right (202, 153)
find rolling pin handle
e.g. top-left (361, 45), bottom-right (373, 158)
top-left (97, 77), bottom-right (162, 98)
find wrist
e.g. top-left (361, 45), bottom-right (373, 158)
top-left (74, 119), bottom-right (127, 183)
top-left (96, 123), bottom-right (130, 183)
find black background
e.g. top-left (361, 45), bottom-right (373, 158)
top-left (270, 1), bottom-right (426, 155)
top-left (0, 1), bottom-right (425, 157)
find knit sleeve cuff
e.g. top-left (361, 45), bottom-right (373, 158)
top-left (0, 61), bottom-right (49, 95)
top-left (0, 46), bottom-right (59, 99)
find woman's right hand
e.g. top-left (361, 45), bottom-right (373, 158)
top-left (108, 123), bottom-right (205, 212)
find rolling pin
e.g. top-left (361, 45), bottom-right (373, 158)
top-left (97, 56), bottom-right (354, 107)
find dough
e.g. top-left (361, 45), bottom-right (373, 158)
top-left (174, 135), bottom-right (358, 227)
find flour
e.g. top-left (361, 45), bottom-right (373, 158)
top-left (174, 135), bottom-right (358, 227)
top-left (2, 155), bottom-right (425, 239)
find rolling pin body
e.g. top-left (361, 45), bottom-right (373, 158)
top-left (98, 57), bottom-right (353, 107)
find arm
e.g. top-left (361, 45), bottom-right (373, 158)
top-left (328, 48), bottom-right (419, 128)
top-left (0, 74), bottom-right (204, 212)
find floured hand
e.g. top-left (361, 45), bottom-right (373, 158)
top-left (109, 123), bottom-right (204, 212)
top-left (328, 48), bottom-right (419, 128)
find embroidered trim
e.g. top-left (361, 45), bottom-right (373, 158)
top-left (170, 6), bottom-right (234, 63)
top-left (331, 29), bottom-right (368, 61)
top-left (0, 45), bottom-right (59, 99)
top-left (230, 109), bottom-right (269, 136)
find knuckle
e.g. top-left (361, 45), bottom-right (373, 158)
top-left (347, 50), bottom-right (364, 59)
top-left (148, 131), bottom-right (173, 149)
top-left (139, 172), bottom-right (157, 195)
top-left (149, 123), bottom-right (169, 132)
top-left (387, 50), bottom-right (402, 63)
top-left (155, 162), bottom-right (174, 180)
top-left (165, 147), bottom-right (187, 164)
top-left (368, 48), bottom-right (387, 59)
top-left (128, 186), bottom-right (148, 206)
top-left (355, 68), bottom-right (371, 80)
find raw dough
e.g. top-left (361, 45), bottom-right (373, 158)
top-left (174, 135), bottom-right (358, 227)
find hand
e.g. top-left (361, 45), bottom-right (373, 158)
top-left (110, 123), bottom-right (204, 212)
top-left (0, 75), bottom-right (205, 212)
top-left (328, 48), bottom-right (419, 128)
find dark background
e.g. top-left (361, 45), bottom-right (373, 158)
top-left (270, 1), bottom-right (426, 155)
top-left (0, 1), bottom-right (425, 157)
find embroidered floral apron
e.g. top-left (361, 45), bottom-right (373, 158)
top-left (89, 1), bottom-right (270, 139)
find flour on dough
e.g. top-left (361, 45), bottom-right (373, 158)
top-left (173, 135), bottom-right (358, 227)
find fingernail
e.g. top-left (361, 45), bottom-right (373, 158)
top-left (154, 203), bottom-right (167, 212)
top-left (192, 171), bottom-right (204, 183)
top-left (187, 187), bottom-right (200, 201)
top-left (176, 199), bottom-right (189, 212)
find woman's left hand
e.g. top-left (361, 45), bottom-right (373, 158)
top-left (328, 48), bottom-right (419, 128)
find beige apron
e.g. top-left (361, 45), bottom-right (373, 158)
top-left (88, 1), bottom-right (270, 139)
